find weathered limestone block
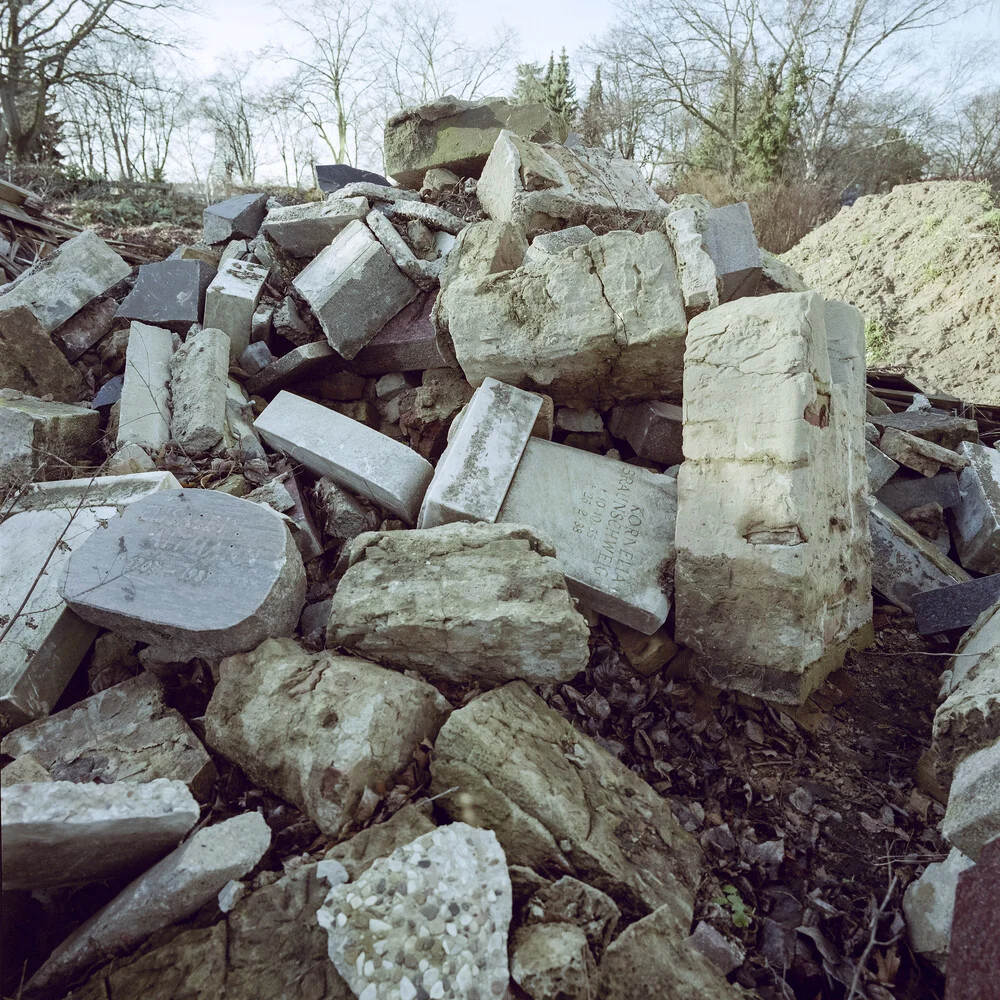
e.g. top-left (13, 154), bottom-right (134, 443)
top-left (292, 219), bottom-right (418, 360)
top-left (942, 736), bottom-right (1000, 861)
top-left (436, 221), bottom-right (688, 408)
top-left (0, 229), bottom-right (130, 332)
top-left (0, 306), bottom-right (86, 400)
top-left (497, 439), bottom-right (679, 634)
top-left (203, 258), bottom-right (268, 358)
top-left (384, 95), bottom-right (567, 188)
top-left (477, 131), bottom-right (668, 238)
top-left (430, 681), bottom-right (702, 919)
top-left (328, 522), bottom-right (589, 685)
top-left (1, 778), bottom-right (199, 890)
top-left (331, 180), bottom-right (419, 203)
top-left (1, 754), bottom-right (51, 785)
top-left (262, 197), bottom-right (369, 257)
top-left (61, 489), bottom-right (306, 661)
top-left (382, 198), bottom-right (467, 235)
top-left (511, 923), bottom-right (595, 1000)
top-left (397, 367), bottom-right (475, 460)
top-left (169, 326), bottom-right (231, 452)
top-left (870, 501), bottom-right (970, 611)
top-left (954, 441), bottom-right (1000, 574)
top-left (418, 377), bottom-right (542, 528)
top-left (254, 390), bottom-right (433, 524)
top-left (665, 208), bottom-right (718, 314)
top-left (115, 259), bottom-right (215, 331)
top-left (523, 224), bottom-right (596, 268)
top-left (902, 848), bottom-right (976, 973)
top-left (366, 207), bottom-right (443, 288)
top-left (26, 812), bottom-right (271, 996)
top-left (316, 824), bottom-right (512, 1000)
top-left (521, 876), bottom-right (621, 958)
top-left (675, 292), bottom-right (872, 704)
top-left (0, 393), bottom-right (98, 485)
top-left (1, 672), bottom-right (215, 798)
top-left (205, 638), bottom-right (449, 835)
top-left (107, 441), bottom-right (155, 474)
top-left (117, 320), bottom-right (174, 451)
top-left (594, 902), bottom-right (741, 999)
top-left (203, 193), bottom-right (268, 245)
top-left (0, 472), bottom-right (180, 734)
top-left (313, 478), bottom-right (381, 546)
top-left (702, 202), bottom-right (762, 301)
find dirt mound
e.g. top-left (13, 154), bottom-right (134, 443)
top-left (782, 181), bottom-right (1000, 403)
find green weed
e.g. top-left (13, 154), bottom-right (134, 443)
top-left (865, 317), bottom-right (891, 365)
top-left (713, 884), bottom-right (754, 929)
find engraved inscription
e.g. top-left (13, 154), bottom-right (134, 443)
top-left (575, 470), bottom-right (646, 591)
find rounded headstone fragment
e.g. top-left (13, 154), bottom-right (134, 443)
top-left (61, 489), bottom-right (306, 660)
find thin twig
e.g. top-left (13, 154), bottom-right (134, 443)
top-left (846, 874), bottom-right (899, 1000)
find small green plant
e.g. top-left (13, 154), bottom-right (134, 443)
top-left (980, 209), bottom-right (1000, 242)
top-left (921, 262), bottom-right (943, 283)
top-left (865, 316), bottom-right (890, 365)
top-left (860, 231), bottom-right (871, 246)
top-left (713, 884), bottom-right (754, 929)
top-left (922, 213), bottom-right (944, 233)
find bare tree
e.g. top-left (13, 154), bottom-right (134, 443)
top-left (0, 0), bottom-right (190, 162)
top-left (200, 58), bottom-right (264, 185)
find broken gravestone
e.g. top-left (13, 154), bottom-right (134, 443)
top-left (1, 778), bottom-right (199, 890)
top-left (115, 259), bottom-right (216, 331)
top-left (316, 823), bottom-right (512, 1000)
top-left (262, 198), bottom-right (369, 257)
top-left (169, 326), bottom-right (231, 452)
top-left (203, 193), bottom-right (268, 245)
top-left (117, 321), bottom-right (174, 451)
top-left (60, 489), bottom-right (306, 661)
top-left (205, 638), bottom-right (450, 835)
top-left (253, 390), bottom-right (433, 524)
top-left (204, 258), bottom-right (268, 359)
top-left (953, 441), bottom-right (1000, 574)
top-left (702, 202), bottom-right (762, 301)
top-left (327, 522), bottom-right (590, 686)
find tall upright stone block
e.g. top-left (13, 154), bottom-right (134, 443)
top-left (675, 292), bottom-right (871, 704)
top-left (169, 327), bottom-right (231, 453)
top-left (702, 202), bottom-right (762, 301)
top-left (203, 258), bottom-right (268, 359)
top-left (117, 321), bottom-right (174, 451)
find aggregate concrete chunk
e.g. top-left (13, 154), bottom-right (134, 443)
top-left (942, 737), bottom-right (1000, 861)
top-left (205, 638), bottom-right (449, 835)
top-left (254, 390), bottom-right (433, 524)
top-left (511, 923), bottom-right (595, 1000)
top-left (293, 219), bottom-right (418, 360)
top-left (262, 198), bottom-right (369, 257)
top-left (430, 681), bottom-right (702, 919)
top-left (203, 192), bottom-right (268, 244)
top-left (665, 207), bottom-right (718, 314)
top-left (877, 471), bottom-right (961, 514)
top-left (675, 292), bottom-right (872, 703)
top-left (1, 778), bottom-right (199, 890)
top-left (870, 501), bottom-right (970, 611)
top-left (1, 672), bottom-right (215, 798)
top-left (608, 400), bottom-right (684, 465)
top-left (117, 320), bottom-right (174, 450)
top-left (398, 367), bottom-right (475, 460)
top-left (384, 95), bottom-right (567, 187)
top-left (61, 488), bottom-right (306, 661)
top-left (0, 472), bottom-right (179, 733)
top-left (0, 229), bottom-right (130, 332)
top-left (0, 393), bottom-right (98, 485)
top-left (879, 426), bottom-right (971, 477)
top-left (316, 163), bottom-right (391, 193)
top-left (702, 201), bottom-right (762, 301)
top-left (203, 258), bottom-right (268, 359)
top-left (477, 131), bottom-right (668, 238)
top-left (954, 441), bottom-right (1000, 573)
top-left (0, 305), bottom-right (86, 400)
top-left (903, 849), bottom-right (976, 973)
top-left (912, 573), bottom-right (1000, 635)
top-left (316, 824), bottom-right (512, 1000)
top-left (594, 902), bottom-right (741, 999)
top-left (328, 522), bottom-right (589, 685)
top-left (523, 224), bottom-right (596, 268)
top-left (26, 811), bottom-right (271, 996)
top-left (382, 198), bottom-right (467, 235)
top-left (115, 259), bottom-right (215, 330)
top-left (366, 207), bottom-right (444, 288)
top-left (436, 221), bottom-right (688, 409)
top-left (313, 478), bottom-right (381, 546)
top-left (869, 409), bottom-right (979, 450)
top-left (943, 835), bottom-right (1000, 1000)
top-left (169, 326), bottom-right (231, 452)
top-left (418, 377), bottom-right (541, 528)
top-left (497, 438), bottom-right (678, 633)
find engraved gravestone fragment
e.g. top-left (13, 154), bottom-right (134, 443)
top-left (60, 489), bottom-right (306, 660)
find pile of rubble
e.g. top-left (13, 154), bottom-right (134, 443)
top-left (1, 95), bottom-right (998, 999)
